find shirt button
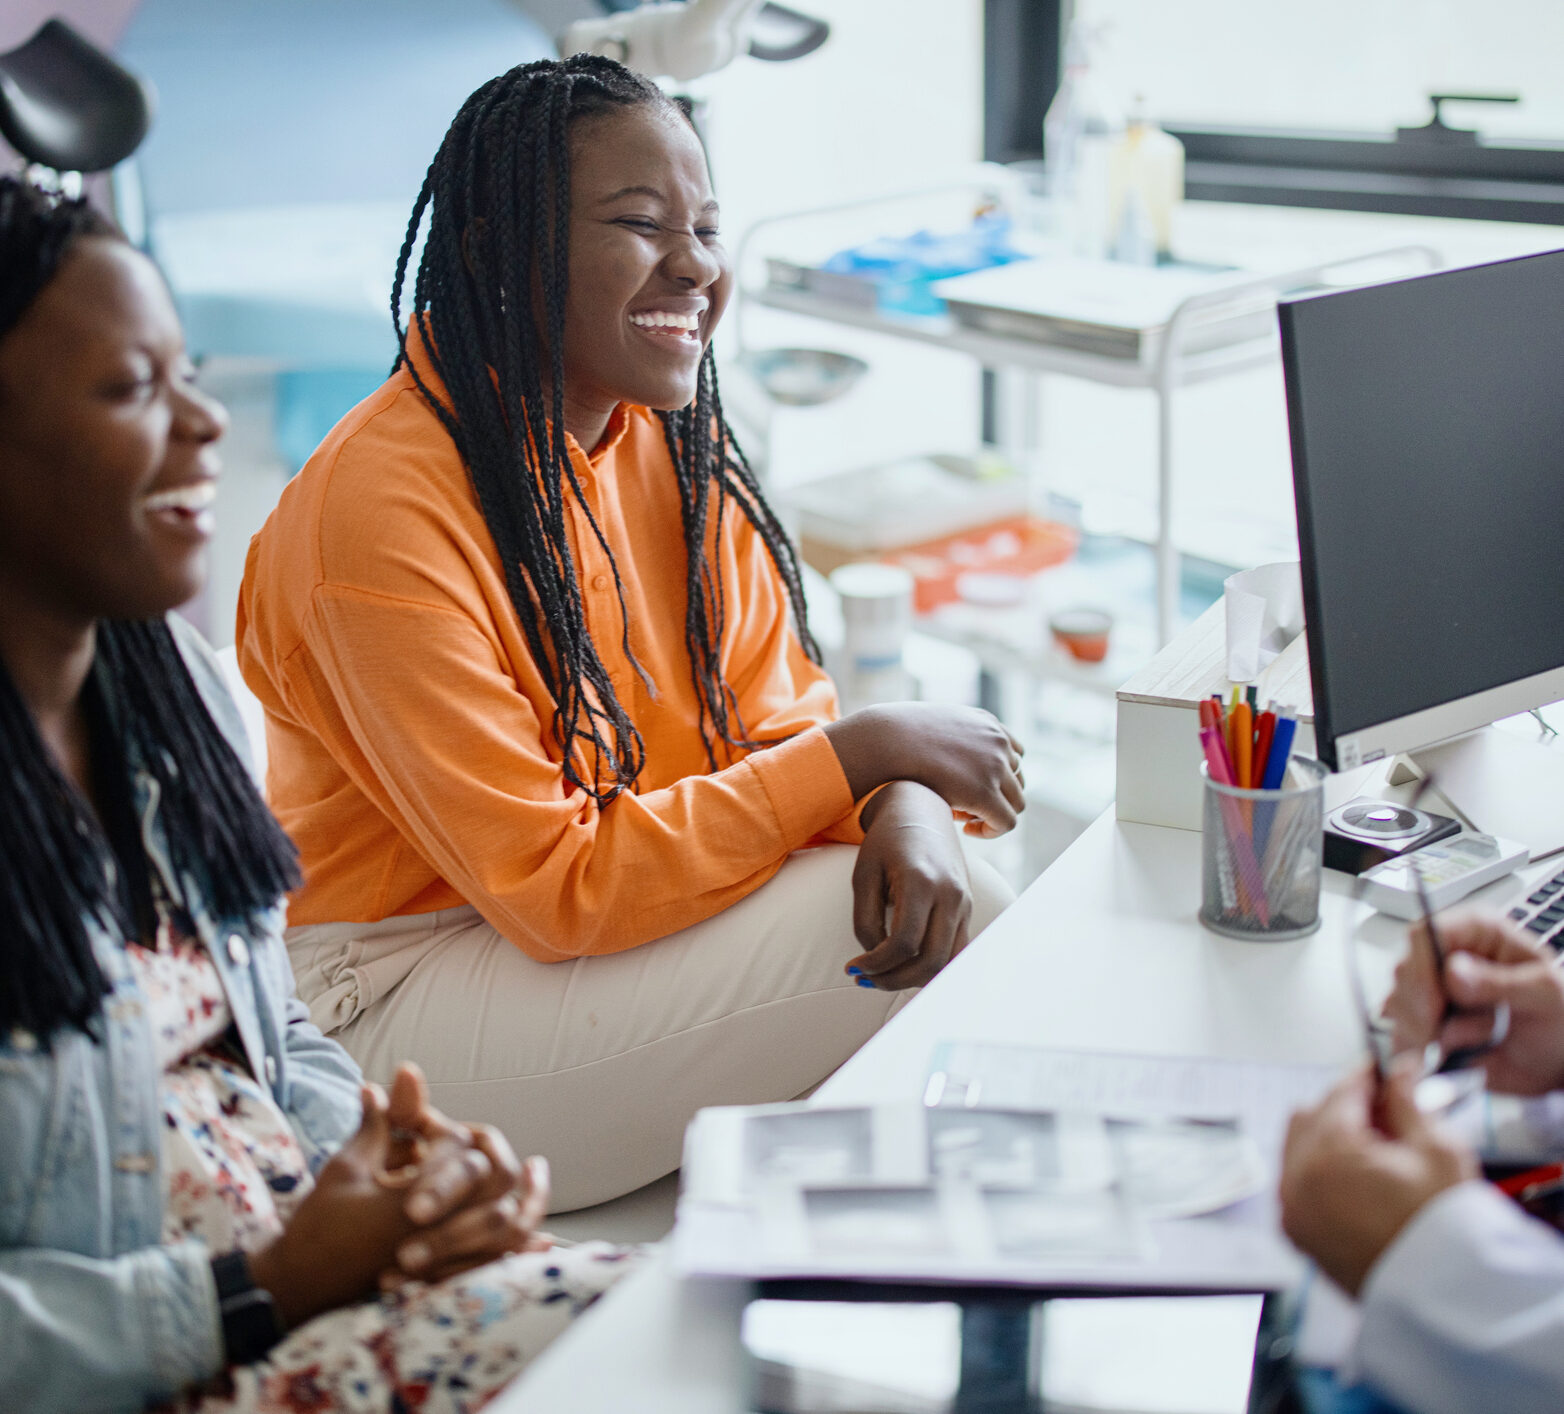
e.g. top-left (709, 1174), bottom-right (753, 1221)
top-left (592, 574), bottom-right (609, 591)
top-left (264, 1055), bottom-right (278, 1086)
top-left (226, 933), bottom-right (251, 968)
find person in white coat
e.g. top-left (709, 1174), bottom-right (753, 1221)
top-left (1280, 912), bottom-right (1564, 1414)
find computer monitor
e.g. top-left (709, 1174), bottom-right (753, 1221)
top-left (1280, 249), bottom-right (1564, 844)
top-left (1276, 250), bottom-right (1564, 850)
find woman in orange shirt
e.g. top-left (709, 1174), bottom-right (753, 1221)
top-left (239, 56), bottom-right (1020, 1210)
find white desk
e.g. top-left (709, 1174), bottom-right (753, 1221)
top-left (501, 806), bottom-right (1545, 1412)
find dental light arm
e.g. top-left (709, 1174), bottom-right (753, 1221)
top-left (560, 0), bottom-right (792, 82)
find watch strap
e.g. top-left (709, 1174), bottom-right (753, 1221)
top-left (210, 1249), bottom-right (283, 1366)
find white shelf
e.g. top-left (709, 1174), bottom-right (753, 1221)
top-left (752, 284), bottom-right (1282, 389)
top-left (916, 603), bottom-right (1154, 698)
top-left (745, 202), bottom-right (1438, 647)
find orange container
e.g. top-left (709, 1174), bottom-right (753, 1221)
top-left (879, 515), bottom-right (1079, 615)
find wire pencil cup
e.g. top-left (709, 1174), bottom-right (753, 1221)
top-left (1200, 758), bottom-right (1326, 940)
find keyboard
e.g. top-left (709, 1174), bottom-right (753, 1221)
top-left (1508, 863), bottom-right (1564, 952)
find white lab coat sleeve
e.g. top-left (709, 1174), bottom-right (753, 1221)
top-left (1434, 1091), bottom-right (1564, 1165)
top-left (1348, 1179), bottom-right (1564, 1414)
top-left (1515, 1092), bottom-right (1564, 1153)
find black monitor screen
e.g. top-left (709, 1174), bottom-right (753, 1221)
top-left (1280, 249), bottom-right (1564, 762)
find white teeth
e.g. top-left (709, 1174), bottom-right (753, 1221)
top-left (143, 483), bottom-right (217, 513)
top-left (629, 311), bottom-right (700, 331)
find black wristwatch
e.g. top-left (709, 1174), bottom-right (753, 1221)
top-left (210, 1249), bottom-right (284, 1366)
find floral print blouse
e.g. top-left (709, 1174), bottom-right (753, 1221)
top-left (128, 926), bottom-right (313, 1252)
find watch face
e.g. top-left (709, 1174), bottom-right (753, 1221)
top-left (221, 1288), bottom-right (283, 1365)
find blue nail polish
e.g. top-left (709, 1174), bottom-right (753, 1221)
top-left (847, 966), bottom-right (862, 976)
top-left (856, 976), bottom-right (876, 988)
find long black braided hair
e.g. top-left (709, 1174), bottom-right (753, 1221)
top-left (392, 55), bottom-right (818, 801)
top-left (0, 176), bottom-right (300, 1043)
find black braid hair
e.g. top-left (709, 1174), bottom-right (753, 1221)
top-left (0, 176), bottom-right (300, 1044)
top-left (392, 55), bottom-right (819, 800)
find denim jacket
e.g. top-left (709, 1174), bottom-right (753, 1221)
top-left (0, 617), bottom-right (364, 1413)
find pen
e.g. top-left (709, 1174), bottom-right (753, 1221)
top-left (1253, 710), bottom-right (1277, 789)
top-left (1498, 1162), bottom-right (1564, 1200)
top-left (1233, 700), bottom-right (1254, 789)
top-left (1415, 866), bottom-right (1452, 1025)
top-left (1259, 713), bottom-right (1298, 791)
top-left (1250, 708), bottom-right (1280, 854)
top-left (1413, 859), bottom-right (1513, 1074)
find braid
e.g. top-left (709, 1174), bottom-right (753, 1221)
top-left (95, 622), bottom-right (301, 922)
top-left (657, 356), bottom-right (820, 768)
top-left (393, 56), bottom-right (817, 798)
top-left (0, 622), bottom-right (301, 1044)
top-left (0, 175), bottom-right (301, 1044)
top-left (0, 175), bottom-right (114, 330)
top-left (0, 656), bottom-right (111, 1040)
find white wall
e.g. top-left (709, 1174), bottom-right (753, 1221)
top-left (1079, 0), bottom-right (1564, 140)
top-left (699, 0), bottom-right (984, 235)
top-left (697, 0), bottom-right (989, 490)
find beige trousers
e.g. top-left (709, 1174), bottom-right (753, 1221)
top-left (288, 844), bottom-right (1013, 1211)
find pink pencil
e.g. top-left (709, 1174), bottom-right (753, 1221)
top-left (1200, 726), bottom-right (1271, 926)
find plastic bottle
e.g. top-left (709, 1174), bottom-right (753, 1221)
top-left (1112, 186), bottom-right (1157, 267)
top-left (1042, 24), bottom-right (1124, 259)
top-left (1107, 100), bottom-right (1186, 262)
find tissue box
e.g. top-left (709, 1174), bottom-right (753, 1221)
top-left (1115, 601), bottom-right (1315, 831)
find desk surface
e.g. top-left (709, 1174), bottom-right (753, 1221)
top-left (500, 808), bottom-right (1541, 1412)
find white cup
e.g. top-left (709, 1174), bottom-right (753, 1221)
top-left (830, 563), bottom-right (915, 711)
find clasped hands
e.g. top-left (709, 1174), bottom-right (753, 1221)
top-left (248, 1061), bottom-right (548, 1332)
top-left (1280, 913), bottom-right (1564, 1297)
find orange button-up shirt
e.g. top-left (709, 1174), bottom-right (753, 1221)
top-left (236, 342), bottom-right (863, 962)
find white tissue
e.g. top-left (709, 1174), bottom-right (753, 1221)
top-left (1224, 562), bottom-right (1304, 683)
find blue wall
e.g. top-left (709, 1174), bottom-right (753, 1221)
top-left (120, 0), bottom-right (553, 216)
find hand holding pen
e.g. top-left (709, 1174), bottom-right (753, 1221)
top-left (1412, 868), bottom-right (1512, 1074)
top-left (1381, 913), bottom-right (1564, 1096)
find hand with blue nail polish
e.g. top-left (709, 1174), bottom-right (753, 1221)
top-left (844, 781), bottom-right (973, 992)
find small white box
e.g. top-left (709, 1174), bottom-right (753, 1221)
top-left (1115, 601), bottom-right (1315, 832)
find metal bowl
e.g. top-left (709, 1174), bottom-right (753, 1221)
top-left (738, 347), bottom-right (868, 407)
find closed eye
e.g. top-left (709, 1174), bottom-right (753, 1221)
top-left (615, 217), bottom-right (660, 232)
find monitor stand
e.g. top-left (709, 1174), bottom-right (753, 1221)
top-left (1397, 717), bottom-right (1564, 860)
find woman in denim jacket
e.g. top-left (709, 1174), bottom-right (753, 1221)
top-left (0, 178), bottom-right (633, 1412)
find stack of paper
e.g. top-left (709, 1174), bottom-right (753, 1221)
top-left (930, 259), bottom-right (1277, 361)
top-left (675, 1044), bottom-right (1336, 1293)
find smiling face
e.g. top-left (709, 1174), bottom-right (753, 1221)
top-left (0, 238), bottom-right (227, 627)
top-left (556, 103), bottom-right (732, 442)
